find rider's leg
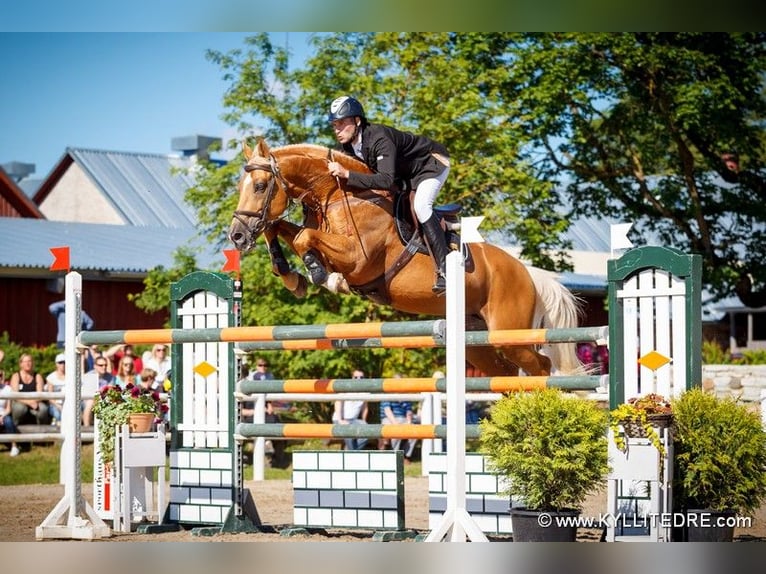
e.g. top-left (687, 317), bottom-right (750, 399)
top-left (413, 168), bottom-right (450, 295)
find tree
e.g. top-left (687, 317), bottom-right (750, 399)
top-left (501, 33), bottom-right (766, 306)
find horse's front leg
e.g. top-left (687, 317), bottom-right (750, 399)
top-left (292, 228), bottom-right (360, 293)
top-left (264, 224), bottom-right (309, 298)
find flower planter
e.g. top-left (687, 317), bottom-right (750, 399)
top-left (510, 508), bottom-right (579, 542)
top-left (127, 413), bottom-right (155, 434)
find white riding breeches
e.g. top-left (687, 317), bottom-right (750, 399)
top-left (413, 165), bottom-right (450, 223)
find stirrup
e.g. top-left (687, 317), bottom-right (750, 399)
top-left (432, 272), bottom-right (446, 295)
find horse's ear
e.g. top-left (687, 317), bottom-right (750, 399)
top-left (255, 138), bottom-right (270, 157)
top-left (242, 140), bottom-right (253, 161)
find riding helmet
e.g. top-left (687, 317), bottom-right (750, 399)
top-left (328, 96), bottom-right (365, 122)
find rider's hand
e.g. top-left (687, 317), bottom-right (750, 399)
top-left (328, 161), bottom-right (349, 180)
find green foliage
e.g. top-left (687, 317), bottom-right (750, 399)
top-left (701, 339), bottom-right (766, 365)
top-left (0, 331), bottom-right (60, 382)
top-left (92, 384), bottom-right (166, 466)
top-left (672, 388), bottom-right (766, 514)
top-left (0, 444), bottom-right (94, 486)
top-left (479, 388), bottom-right (609, 511)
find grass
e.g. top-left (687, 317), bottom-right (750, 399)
top-left (0, 441), bottom-right (424, 485)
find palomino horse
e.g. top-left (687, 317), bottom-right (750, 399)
top-left (228, 139), bottom-right (583, 377)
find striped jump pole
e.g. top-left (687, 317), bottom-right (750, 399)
top-left (79, 319), bottom-right (445, 346)
top-left (235, 423), bottom-right (481, 440)
top-left (235, 325), bottom-right (608, 352)
top-left (239, 375), bottom-right (603, 395)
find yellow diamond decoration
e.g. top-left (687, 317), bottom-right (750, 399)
top-left (194, 361), bottom-right (217, 378)
top-left (638, 351), bottom-right (671, 371)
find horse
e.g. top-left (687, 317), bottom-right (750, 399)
top-left (228, 138), bottom-right (583, 377)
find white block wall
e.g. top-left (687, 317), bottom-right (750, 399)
top-left (428, 452), bottom-right (513, 534)
top-left (168, 449), bottom-right (234, 524)
top-left (292, 450), bottom-right (405, 530)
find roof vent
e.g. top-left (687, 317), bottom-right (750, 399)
top-left (1, 161), bottom-right (36, 182)
top-left (171, 135), bottom-right (221, 161)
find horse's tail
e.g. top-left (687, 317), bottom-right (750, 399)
top-left (526, 266), bottom-right (586, 375)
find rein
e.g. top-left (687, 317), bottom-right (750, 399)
top-left (232, 154), bottom-right (289, 242)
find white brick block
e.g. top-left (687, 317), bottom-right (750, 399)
top-left (318, 451), bottom-right (344, 469)
top-left (382, 510), bottom-right (399, 529)
top-left (382, 471), bottom-right (397, 490)
top-left (189, 450), bottom-right (210, 468)
top-left (333, 508), bottom-right (358, 527)
top-left (473, 513), bottom-right (498, 532)
top-left (332, 471), bottom-right (357, 489)
top-left (470, 473), bottom-right (499, 493)
top-left (189, 487), bottom-right (211, 504)
top-left (307, 507), bottom-right (332, 525)
top-left (220, 470), bottom-right (232, 486)
top-left (199, 469), bottom-right (221, 486)
top-left (344, 451), bottom-right (370, 470)
top-left (305, 470), bottom-right (332, 488)
top-left (173, 450), bottom-right (190, 467)
top-left (293, 507), bottom-right (307, 525)
top-left (210, 451), bottom-right (231, 469)
top-left (178, 504), bottom-right (200, 522)
top-left (356, 472), bottom-right (383, 490)
top-left (357, 509), bottom-right (384, 528)
top-left (369, 451), bottom-right (396, 471)
top-left (428, 473), bottom-right (444, 493)
top-left (179, 468), bottom-right (200, 485)
top-left (292, 451), bottom-right (317, 470)
top-left (293, 471), bottom-right (306, 488)
top-left (498, 513), bottom-right (512, 533)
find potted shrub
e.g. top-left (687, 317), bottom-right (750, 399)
top-left (92, 383), bottom-right (167, 467)
top-left (672, 388), bottom-right (766, 541)
top-left (479, 388), bottom-right (610, 541)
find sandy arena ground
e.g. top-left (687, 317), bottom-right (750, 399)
top-left (3, 477), bottom-right (766, 542)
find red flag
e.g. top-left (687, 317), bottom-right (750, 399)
top-left (222, 249), bottom-right (240, 273)
top-left (49, 246), bottom-right (71, 272)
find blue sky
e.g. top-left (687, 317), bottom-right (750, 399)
top-left (0, 33), bottom-right (311, 179)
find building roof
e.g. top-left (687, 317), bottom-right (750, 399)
top-left (0, 166), bottom-right (45, 218)
top-left (0, 217), bottom-right (221, 277)
top-left (33, 147), bottom-right (200, 228)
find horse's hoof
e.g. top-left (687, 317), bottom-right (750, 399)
top-left (284, 272), bottom-right (308, 298)
top-left (326, 273), bottom-right (350, 294)
top-left (303, 252), bottom-right (328, 285)
top-left (292, 275), bottom-right (308, 298)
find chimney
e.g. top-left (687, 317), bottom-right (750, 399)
top-left (1, 161), bottom-right (36, 182)
top-left (171, 135), bottom-right (221, 162)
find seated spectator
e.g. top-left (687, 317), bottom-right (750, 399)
top-left (332, 368), bottom-right (369, 451)
top-left (45, 353), bottom-right (67, 427)
top-left (143, 345), bottom-right (170, 388)
top-left (10, 354), bottom-right (50, 428)
top-left (380, 396), bottom-right (417, 463)
top-left (105, 344), bottom-right (143, 376)
top-left (113, 356), bottom-right (139, 388)
top-left (0, 355), bottom-right (21, 457)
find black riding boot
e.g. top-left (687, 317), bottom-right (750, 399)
top-left (421, 214), bottom-right (450, 295)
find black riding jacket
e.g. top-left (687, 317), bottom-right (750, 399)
top-left (340, 122), bottom-right (449, 193)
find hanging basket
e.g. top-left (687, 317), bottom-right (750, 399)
top-left (127, 413), bottom-right (155, 434)
top-left (621, 413), bottom-right (674, 438)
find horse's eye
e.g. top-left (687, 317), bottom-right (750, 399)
top-left (254, 182), bottom-right (267, 192)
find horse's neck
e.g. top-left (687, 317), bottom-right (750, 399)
top-left (280, 153), bottom-right (344, 205)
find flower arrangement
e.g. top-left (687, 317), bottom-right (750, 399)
top-left (609, 393), bottom-right (673, 457)
top-left (92, 383), bottom-right (167, 466)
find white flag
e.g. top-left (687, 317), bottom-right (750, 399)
top-left (461, 216), bottom-right (485, 244)
top-left (610, 222), bottom-right (633, 252)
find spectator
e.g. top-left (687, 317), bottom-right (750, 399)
top-left (81, 344), bottom-right (106, 374)
top-left (264, 401), bottom-right (287, 468)
top-left (113, 355), bottom-right (139, 389)
top-left (9, 354), bottom-right (50, 430)
top-left (138, 368), bottom-right (159, 392)
top-left (242, 357), bottom-right (281, 419)
top-left (0, 350), bottom-right (20, 457)
top-left (332, 369), bottom-right (369, 451)
top-left (80, 356), bottom-right (113, 426)
top-left (45, 352), bottom-right (67, 427)
top-left (379, 395), bottom-right (417, 463)
top-left (105, 344), bottom-right (143, 376)
top-left (49, 300), bottom-right (94, 349)
top-left (143, 345), bottom-right (170, 388)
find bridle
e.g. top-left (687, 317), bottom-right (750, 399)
top-left (231, 153), bottom-right (291, 243)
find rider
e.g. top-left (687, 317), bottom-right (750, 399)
top-left (326, 95), bottom-right (452, 295)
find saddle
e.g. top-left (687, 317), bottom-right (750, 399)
top-left (349, 193), bottom-right (475, 305)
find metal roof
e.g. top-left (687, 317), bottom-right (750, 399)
top-left (0, 218), bottom-right (221, 274)
top-left (67, 148), bottom-right (200, 228)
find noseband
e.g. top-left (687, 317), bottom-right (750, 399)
top-left (232, 154), bottom-right (290, 243)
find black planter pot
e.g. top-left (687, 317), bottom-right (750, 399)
top-left (684, 509), bottom-right (736, 542)
top-left (510, 508), bottom-right (579, 542)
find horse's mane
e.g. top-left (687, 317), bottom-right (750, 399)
top-left (276, 143), bottom-right (373, 175)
